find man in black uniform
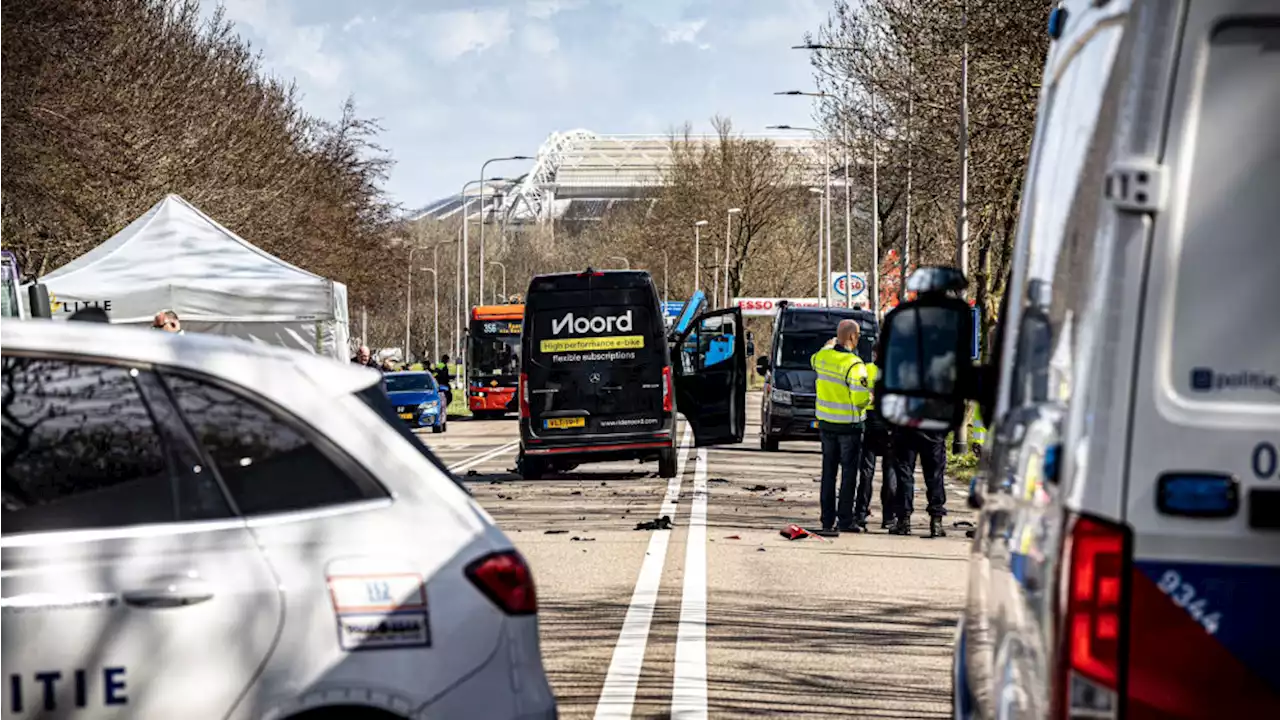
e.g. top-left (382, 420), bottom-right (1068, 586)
top-left (860, 345), bottom-right (900, 529)
top-left (432, 354), bottom-right (454, 409)
top-left (889, 432), bottom-right (948, 537)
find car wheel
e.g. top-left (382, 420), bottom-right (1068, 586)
top-left (761, 435), bottom-right (780, 452)
top-left (659, 447), bottom-right (677, 478)
top-left (519, 452), bottom-right (545, 480)
top-left (431, 421), bottom-right (444, 434)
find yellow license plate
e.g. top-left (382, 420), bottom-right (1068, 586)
top-left (544, 417), bottom-right (585, 429)
top-left (399, 412), bottom-right (414, 420)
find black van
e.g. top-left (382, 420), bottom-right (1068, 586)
top-left (755, 304), bottom-right (878, 451)
top-left (518, 269), bottom-right (746, 479)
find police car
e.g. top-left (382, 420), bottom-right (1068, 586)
top-left (0, 320), bottom-right (556, 719)
top-left (875, 1), bottom-right (1280, 717)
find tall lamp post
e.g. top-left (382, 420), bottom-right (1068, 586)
top-left (489, 261), bottom-right (507, 303)
top-left (430, 239), bottom-right (456, 362)
top-left (478, 156), bottom-right (532, 305)
top-left (661, 250), bottom-right (670, 310)
top-left (770, 125), bottom-right (831, 305)
top-left (776, 90), bottom-right (855, 307)
top-left (793, 42), bottom-right (883, 316)
top-left (809, 187), bottom-right (825, 302)
top-left (693, 220), bottom-right (709, 294)
top-left (608, 255), bottom-right (630, 270)
top-left (458, 177), bottom-right (510, 341)
top-left (722, 207), bottom-right (742, 308)
top-left (405, 246), bottom-right (426, 361)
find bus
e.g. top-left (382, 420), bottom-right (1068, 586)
top-left (467, 304), bottom-right (524, 418)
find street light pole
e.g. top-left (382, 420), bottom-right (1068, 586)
top-left (809, 187), bottom-right (824, 300)
top-left (661, 250), bottom-right (669, 309)
top-left (608, 255), bottom-right (629, 269)
top-left (723, 207), bottom-right (741, 308)
top-left (478, 157), bottom-right (532, 307)
top-left (489, 261), bottom-right (507, 303)
top-left (693, 220), bottom-right (708, 294)
top-left (406, 246), bottom-right (424, 361)
top-left (432, 239), bottom-right (456, 361)
top-left (769, 125), bottom-right (829, 304)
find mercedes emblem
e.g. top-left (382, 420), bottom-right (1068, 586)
top-left (589, 372), bottom-right (601, 384)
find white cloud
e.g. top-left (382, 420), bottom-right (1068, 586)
top-left (279, 25), bottom-right (344, 88)
top-left (421, 9), bottom-right (514, 63)
top-left (526, 0), bottom-right (582, 20)
top-left (521, 23), bottom-right (560, 56)
top-left (662, 19), bottom-right (707, 46)
top-left (341, 15), bottom-right (368, 33)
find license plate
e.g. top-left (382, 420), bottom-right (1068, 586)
top-left (399, 412), bottom-right (414, 420)
top-left (545, 417), bottom-right (585, 429)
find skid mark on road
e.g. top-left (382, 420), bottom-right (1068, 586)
top-left (671, 449), bottom-right (709, 719)
top-left (447, 441), bottom-right (518, 472)
top-left (593, 427), bottom-right (691, 720)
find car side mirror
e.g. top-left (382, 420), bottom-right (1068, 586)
top-left (874, 294), bottom-right (974, 430)
top-left (755, 355), bottom-right (770, 377)
top-left (28, 284), bottom-right (52, 319)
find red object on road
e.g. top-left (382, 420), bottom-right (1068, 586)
top-left (780, 524), bottom-right (810, 540)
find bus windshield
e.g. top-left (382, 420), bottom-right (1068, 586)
top-left (469, 319), bottom-right (522, 379)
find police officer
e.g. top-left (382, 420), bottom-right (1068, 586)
top-left (433, 355), bottom-right (454, 408)
top-left (861, 345), bottom-right (900, 529)
top-left (811, 319), bottom-right (872, 533)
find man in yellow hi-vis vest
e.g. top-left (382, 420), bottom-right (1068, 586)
top-left (811, 319), bottom-right (872, 532)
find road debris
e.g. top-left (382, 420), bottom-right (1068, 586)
top-left (466, 469), bottom-right (479, 476)
top-left (724, 535), bottom-right (741, 540)
top-left (570, 490), bottom-right (583, 496)
top-left (746, 484), bottom-right (769, 492)
top-left (570, 536), bottom-right (596, 542)
top-left (544, 529), bottom-right (569, 535)
top-left (634, 516), bottom-right (673, 531)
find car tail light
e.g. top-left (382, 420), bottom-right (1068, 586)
top-left (519, 373), bottom-right (530, 419)
top-left (466, 551), bottom-right (537, 615)
top-left (1055, 514), bottom-right (1130, 720)
top-left (662, 366), bottom-right (674, 412)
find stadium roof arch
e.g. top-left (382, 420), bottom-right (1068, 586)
top-left (407, 129), bottom-right (828, 226)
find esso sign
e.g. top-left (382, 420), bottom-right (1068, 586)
top-left (733, 298), bottom-right (823, 316)
top-left (830, 272), bottom-right (868, 299)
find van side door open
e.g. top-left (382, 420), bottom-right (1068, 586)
top-left (673, 307), bottom-right (746, 447)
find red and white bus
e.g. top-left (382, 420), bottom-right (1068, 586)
top-left (467, 304), bottom-right (524, 418)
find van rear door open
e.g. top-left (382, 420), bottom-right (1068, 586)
top-left (673, 307), bottom-right (747, 446)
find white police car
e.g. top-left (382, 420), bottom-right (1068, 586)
top-left (0, 320), bottom-right (557, 719)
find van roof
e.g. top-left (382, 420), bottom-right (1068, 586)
top-left (528, 269), bottom-right (655, 294)
top-left (780, 305), bottom-right (877, 321)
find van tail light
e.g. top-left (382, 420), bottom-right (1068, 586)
top-left (662, 366), bottom-right (674, 412)
top-left (519, 373), bottom-right (530, 419)
top-left (1054, 514), bottom-right (1130, 720)
top-left (466, 551), bottom-right (537, 615)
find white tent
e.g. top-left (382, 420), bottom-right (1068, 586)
top-left (37, 194), bottom-right (351, 360)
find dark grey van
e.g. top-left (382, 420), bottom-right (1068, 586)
top-left (755, 303), bottom-right (878, 451)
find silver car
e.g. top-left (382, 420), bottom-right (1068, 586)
top-left (1, 320), bottom-right (557, 720)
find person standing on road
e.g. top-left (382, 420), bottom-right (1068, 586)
top-left (889, 427), bottom-right (949, 537)
top-left (433, 354), bottom-right (454, 409)
top-left (811, 319), bottom-right (872, 533)
top-left (351, 345), bottom-right (377, 368)
top-left (861, 346), bottom-right (900, 529)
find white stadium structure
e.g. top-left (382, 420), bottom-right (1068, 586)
top-left (409, 130), bottom-right (827, 227)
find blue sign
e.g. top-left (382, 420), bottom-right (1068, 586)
top-left (663, 301), bottom-right (685, 317)
top-left (971, 306), bottom-right (981, 360)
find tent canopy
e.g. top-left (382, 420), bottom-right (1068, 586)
top-left (38, 194), bottom-right (350, 358)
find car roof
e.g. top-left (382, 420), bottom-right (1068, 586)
top-left (386, 370), bottom-right (432, 377)
top-left (1, 320), bottom-right (380, 398)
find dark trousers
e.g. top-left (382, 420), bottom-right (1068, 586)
top-left (819, 426), bottom-right (866, 529)
top-left (893, 428), bottom-right (948, 518)
top-left (860, 426), bottom-right (899, 518)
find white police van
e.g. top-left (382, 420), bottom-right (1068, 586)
top-left (873, 0), bottom-right (1279, 717)
top-left (1, 321), bottom-right (556, 719)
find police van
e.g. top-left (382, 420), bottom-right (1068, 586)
top-left (873, 1), bottom-right (1279, 717)
top-left (755, 302), bottom-right (877, 451)
top-left (518, 269), bottom-right (747, 479)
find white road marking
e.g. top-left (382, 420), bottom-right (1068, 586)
top-left (593, 427), bottom-right (691, 720)
top-left (447, 441), bottom-right (519, 473)
top-left (671, 449), bottom-right (709, 719)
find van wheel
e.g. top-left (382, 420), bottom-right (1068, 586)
top-left (519, 453), bottom-right (545, 480)
top-left (761, 435), bottom-right (779, 452)
top-left (659, 448), bottom-right (677, 478)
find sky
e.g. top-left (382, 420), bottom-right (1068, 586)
top-left (201, 0), bottom-right (832, 212)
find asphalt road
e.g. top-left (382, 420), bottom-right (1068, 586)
top-left (424, 393), bottom-right (974, 719)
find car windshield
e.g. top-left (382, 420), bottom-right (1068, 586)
top-left (384, 374), bottom-right (435, 393)
top-left (775, 332), bottom-right (830, 369)
top-left (471, 335), bottom-right (521, 377)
